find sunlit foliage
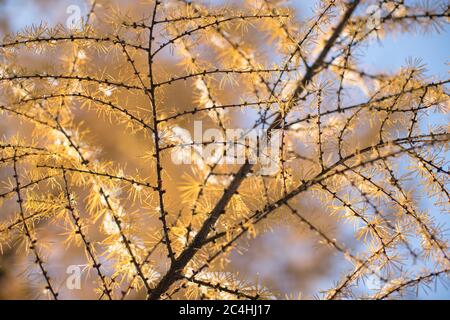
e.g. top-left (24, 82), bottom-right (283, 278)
top-left (0, 0), bottom-right (449, 300)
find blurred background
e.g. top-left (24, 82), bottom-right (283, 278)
top-left (0, 0), bottom-right (448, 299)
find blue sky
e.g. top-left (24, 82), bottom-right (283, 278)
top-left (296, 0), bottom-right (449, 77)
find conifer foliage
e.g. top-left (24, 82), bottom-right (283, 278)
top-left (0, 0), bottom-right (449, 299)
